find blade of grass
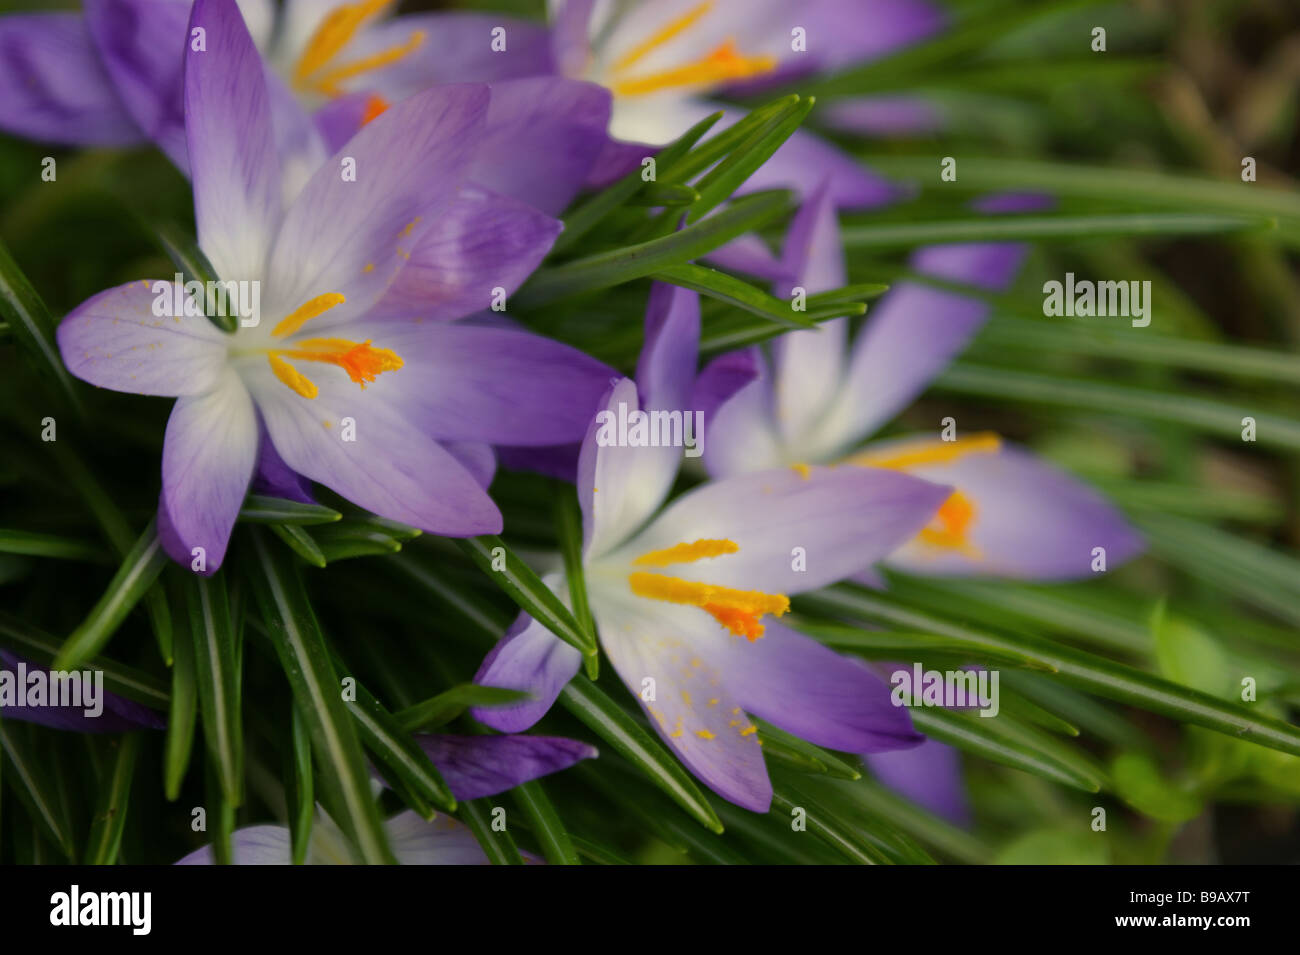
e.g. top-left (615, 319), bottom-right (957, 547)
top-left (84, 734), bottom-right (140, 865)
top-left (185, 574), bottom-right (243, 807)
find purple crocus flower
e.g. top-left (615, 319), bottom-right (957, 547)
top-left (178, 732), bottom-right (596, 864)
top-left (705, 187), bottom-right (1144, 581)
top-left (472, 281), bottom-right (952, 812)
top-left (55, 0), bottom-right (612, 571)
top-left (0, 651), bottom-right (166, 733)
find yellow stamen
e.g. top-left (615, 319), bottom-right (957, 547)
top-left (310, 31), bottom-right (427, 98)
top-left (628, 571), bottom-right (788, 641)
top-left (633, 538), bottom-right (739, 567)
top-left (917, 490), bottom-right (981, 556)
top-left (293, 0), bottom-right (393, 88)
top-left (268, 353), bottom-right (319, 399)
top-left (612, 1), bottom-right (715, 72)
top-left (849, 432), bottom-right (1001, 471)
top-left (612, 38), bottom-right (777, 97)
top-left (272, 292), bottom-right (346, 338)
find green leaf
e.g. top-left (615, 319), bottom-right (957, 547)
top-left (185, 573), bottom-right (243, 806)
top-left (1111, 751), bottom-right (1202, 823)
top-left (652, 262), bottom-right (824, 329)
top-left (934, 362), bottom-right (1300, 453)
top-left (519, 190), bottom-right (792, 306)
top-left (699, 304), bottom-right (845, 356)
top-left (841, 213), bottom-right (1271, 248)
top-left (163, 594), bottom-right (198, 801)
top-left (756, 718), bottom-right (862, 780)
top-left (657, 95), bottom-right (799, 183)
top-left (770, 786), bottom-right (889, 864)
top-left (555, 492), bottom-right (599, 680)
top-left (994, 827), bottom-right (1108, 865)
top-left (393, 684), bottom-right (530, 733)
top-left (628, 182), bottom-right (699, 206)
top-left (284, 705), bottom-right (313, 866)
top-left (204, 755), bottom-right (235, 865)
top-left (0, 611), bottom-right (169, 710)
top-left (512, 780), bottom-right (580, 865)
top-left (0, 236), bottom-right (83, 413)
top-left (838, 777), bottom-right (991, 864)
top-left (332, 662), bottom-right (455, 815)
top-left (459, 799), bottom-right (524, 865)
top-left (552, 110), bottom-right (721, 254)
top-left (155, 224), bottom-right (236, 333)
top-left (0, 529), bottom-right (106, 563)
top-left (686, 96), bottom-right (814, 223)
top-left (910, 706), bottom-right (1104, 792)
top-left (454, 535), bottom-right (598, 661)
top-left (0, 722), bottom-right (75, 859)
top-left (84, 734), bottom-right (140, 865)
top-left (558, 675), bottom-right (723, 834)
top-left (803, 586), bottom-right (1300, 758)
top-left (246, 529), bottom-right (394, 864)
top-left (239, 496), bottom-right (342, 526)
top-left (269, 523), bottom-right (328, 568)
top-left (54, 519), bottom-right (169, 671)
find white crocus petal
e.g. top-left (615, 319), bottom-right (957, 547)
top-left (581, 378), bottom-right (682, 561)
top-left (586, 582), bottom-right (772, 812)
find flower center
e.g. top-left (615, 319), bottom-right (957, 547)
top-left (628, 538), bottom-right (788, 640)
top-left (847, 432), bottom-right (1001, 555)
top-left (262, 292), bottom-right (403, 399)
top-left (606, 1), bottom-right (777, 98)
top-left (292, 0), bottom-right (425, 98)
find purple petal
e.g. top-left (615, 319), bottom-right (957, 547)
top-left (185, 0), bottom-right (282, 282)
top-left (737, 122), bottom-right (900, 208)
top-left (865, 738), bottom-right (971, 826)
top-left (345, 13), bottom-right (554, 100)
top-left (251, 426), bottom-right (315, 505)
top-left (247, 361), bottom-right (502, 537)
top-left (349, 321), bottom-right (614, 446)
top-left (473, 609), bottom-right (583, 733)
top-left (412, 734), bottom-right (597, 801)
top-left (85, 0), bottom-right (189, 170)
top-left (468, 77), bottom-right (612, 216)
top-left (496, 443), bottom-right (582, 483)
top-left (160, 370), bottom-right (259, 570)
top-left (595, 602), bottom-right (772, 812)
top-left (366, 185), bottom-right (562, 323)
top-left (718, 621), bottom-right (921, 753)
top-left (692, 349), bottom-right (759, 430)
top-left (550, 0), bottom-right (596, 78)
top-left (627, 463), bottom-right (952, 595)
top-left (57, 280), bottom-right (229, 397)
top-left (443, 441), bottom-right (497, 490)
top-left (0, 651), bottom-right (166, 733)
top-left (881, 442), bottom-right (1144, 580)
top-left (637, 282), bottom-right (700, 413)
top-left (264, 84), bottom-right (490, 327)
top-left (175, 824), bottom-right (291, 865)
top-left (701, 233), bottom-right (792, 283)
top-left (583, 137), bottom-right (655, 189)
top-left (0, 13), bottom-right (141, 146)
top-left (822, 95), bottom-right (943, 136)
top-left (702, 351), bottom-right (783, 478)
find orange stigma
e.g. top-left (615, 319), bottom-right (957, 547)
top-left (264, 292), bottom-right (402, 399)
top-left (917, 491), bottom-right (980, 556)
top-left (627, 538), bottom-right (788, 641)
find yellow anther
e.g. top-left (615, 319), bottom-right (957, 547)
top-left (272, 292), bottom-right (346, 338)
top-left (634, 538), bottom-right (739, 567)
top-left (612, 1), bottom-right (714, 72)
top-left (849, 432), bottom-right (1001, 471)
top-left (293, 0), bottom-right (393, 88)
top-left (310, 30), bottom-right (426, 97)
top-left (268, 353), bottom-right (319, 399)
top-left (628, 571), bottom-right (788, 641)
top-left (612, 39), bottom-right (777, 97)
top-left (292, 1), bottom-right (424, 98)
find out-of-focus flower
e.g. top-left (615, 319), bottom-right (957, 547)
top-left (473, 281), bottom-right (952, 812)
top-left (55, 0), bottom-right (612, 571)
top-left (178, 731), bottom-right (595, 864)
top-left (706, 187), bottom-right (1144, 581)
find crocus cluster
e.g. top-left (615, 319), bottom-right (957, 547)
top-left (0, 0), bottom-right (1142, 861)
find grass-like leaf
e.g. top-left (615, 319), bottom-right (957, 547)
top-left (84, 734), bottom-right (140, 865)
top-left (185, 573), bottom-right (243, 807)
top-left (0, 236), bottom-right (83, 413)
